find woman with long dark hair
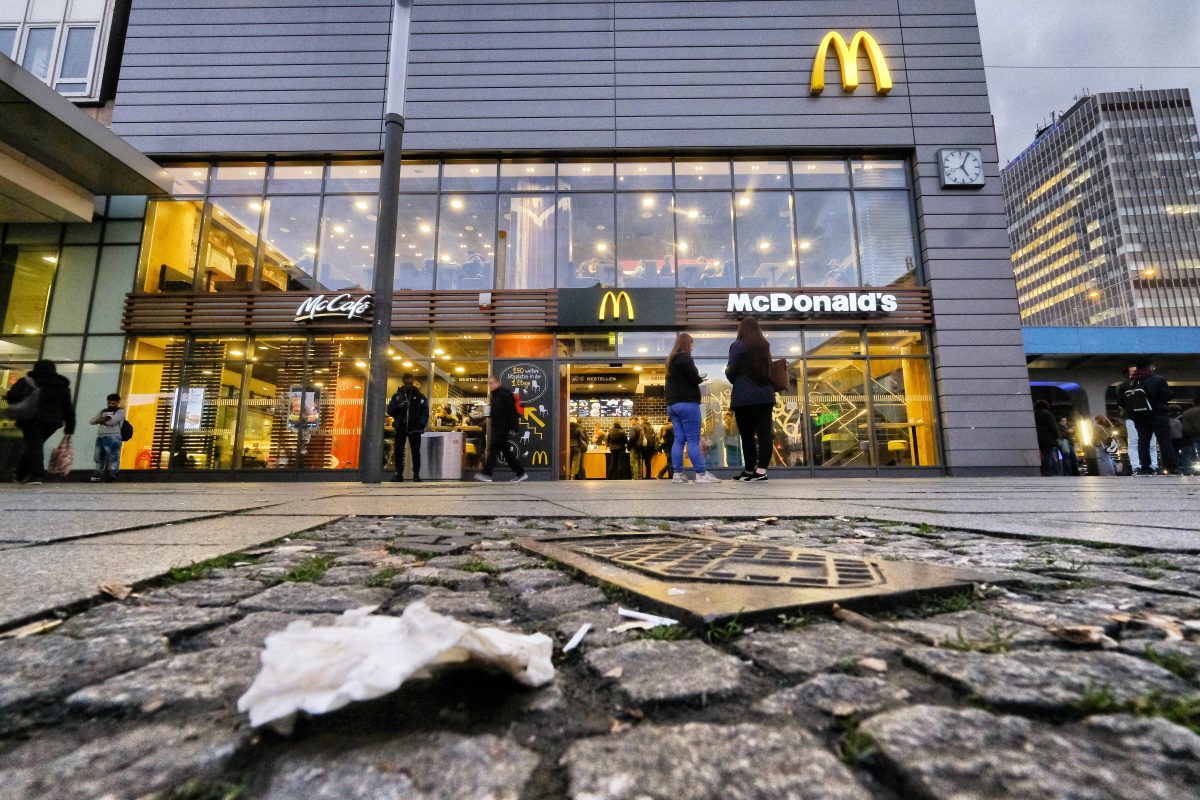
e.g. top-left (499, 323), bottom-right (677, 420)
top-left (665, 333), bottom-right (721, 483)
top-left (726, 317), bottom-right (776, 481)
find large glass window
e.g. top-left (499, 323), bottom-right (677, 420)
top-left (855, 191), bottom-right (918, 287)
top-left (260, 195), bottom-right (319, 291)
top-left (0, 244), bottom-right (58, 337)
top-left (558, 194), bottom-right (614, 287)
top-left (616, 192), bottom-right (673, 288)
top-left (20, 26), bottom-right (55, 80)
top-left (318, 195), bottom-right (377, 291)
top-left (499, 193), bottom-right (555, 290)
top-left (794, 191), bottom-right (857, 287)
top-left (138, 201), bottom-right (203, 291)
top-left (675, 192), bottom-right (735, 288)
top-left (395, 194), bottom-right (438, 290)
top-left (435, 194), bottom-right (495, 290)
top-left (808, 359), bottom-right (872, 467)
top-left (735, 191), bottom-right (796, 287)
top-left (199, 198), bottom-right (261, 292)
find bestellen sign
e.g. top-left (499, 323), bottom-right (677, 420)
top-left (727, 291), bottom-right (898, 315)
top-left (294, 294), bottom-right (373, 323)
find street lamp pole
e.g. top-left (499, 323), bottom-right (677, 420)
top-left (362, 1), bottom-right (412, 483)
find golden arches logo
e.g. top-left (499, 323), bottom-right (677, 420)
top-left (598, 290), bottom-right (635, 321)
top-left (531, 451), bottom-right (549, 466)
top-left (810, 31), bottom-right (893, 96)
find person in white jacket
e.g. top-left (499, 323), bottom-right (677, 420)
top-left (89, 393), bottom-right (127, 482)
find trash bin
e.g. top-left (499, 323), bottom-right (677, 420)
top-left (420, 431), bottom-right (464, 480)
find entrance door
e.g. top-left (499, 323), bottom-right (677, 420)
top-left (561, 362), bottom-right (668, 480)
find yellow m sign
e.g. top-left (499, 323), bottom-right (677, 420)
top-left (810, 31), bottom-right (893, 96)
top-left (598, 290), bottom-right (635, 322)
top-left (531, 451), bottom-right (549, 466)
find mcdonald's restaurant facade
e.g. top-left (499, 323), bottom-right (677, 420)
top-left (2, 0), bottom-right (1039, 480)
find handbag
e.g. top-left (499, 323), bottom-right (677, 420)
top-left (48, 435), bottom-right (74, 477)
top-left (3, 377), bottom-right (40, 421)
top-left (769, 358), bottom-right (790, 393)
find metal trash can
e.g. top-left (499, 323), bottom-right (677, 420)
top-left (420, 431), bottom-right (464, 480)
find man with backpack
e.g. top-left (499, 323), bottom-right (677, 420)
top-left (638, 416), bottom-right (658, 480)
top-left (89, 393), bottom-right (128, 482)
top-left (387, 373), bottom-right (429, 482)
top-left (1118, 357), bottom-right (1179, 475)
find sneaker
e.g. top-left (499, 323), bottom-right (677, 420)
top-left (694, 472), bottom-right (722, 484)
top-left (474, 473), bottom-right (493, 482)
top-left (511, 474), bottom-right (529, 483)
top-left (744, 472), bottom-right (769, 482)
top-left (671, 473), bottom-right (689, 484)
top-left (89, 476), bottom-right (102, 482)
top-left (735, 471), bottom-right (755, 481)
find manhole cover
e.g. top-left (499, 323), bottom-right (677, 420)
top-left (517, 532), bottom-right (1001, 623)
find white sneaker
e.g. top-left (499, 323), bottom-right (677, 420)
top-left (694, 472), bottom-right (722, 484)
top-left (671, 473), bottom-right (689, 484)
top-left (474, 473), bottom-right (493, 482)
top-left (511, 474), bottom-right (529, 482)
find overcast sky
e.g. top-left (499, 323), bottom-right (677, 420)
top-left (975, 0), bottom-right (1200, 164)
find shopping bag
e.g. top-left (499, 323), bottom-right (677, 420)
top-left (47, 436), bottom-right (74, 477)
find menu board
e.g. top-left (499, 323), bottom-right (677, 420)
top-left (570, 398), bottom-right (633, 418)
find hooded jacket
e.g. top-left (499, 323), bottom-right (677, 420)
top-left (6, 370), bottom-right (75, 434)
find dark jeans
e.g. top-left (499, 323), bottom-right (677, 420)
top-left (733, 404), bottom-right (773, 470)
top-left (638, 450), bottom-right (654, 479)
top-left (482, 429), bottom-right (525, 477)
top-left (394, 430), bottom-right (422, 478)
top-left (17, 421), bottom-right (60, 481)
top-left (1040, 446), bottom-right (1062, 476)
top-left (1135, 416), bottom-right (1178, 473)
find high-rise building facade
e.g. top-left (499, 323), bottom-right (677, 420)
top-left (1003, 88), bottom-right (1200, 327)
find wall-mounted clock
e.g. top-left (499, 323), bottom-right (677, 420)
top-left (938, 148), bottom-right (986, 188)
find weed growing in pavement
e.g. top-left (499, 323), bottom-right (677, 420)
top-left (834, 656), bottom-right (859, 673)
top-left (596, 580), bottom-right (635, 605)
top-left (1135, 555), bottom-right (1175, 572)
top-left (163, 778), bottom-right (245, 800)
top-left (524, 522), bottom-right (543, 529)
top-left (1074, 685), bottom-right (1200, 735)
top-left (905, 589), bottom-right (981, 617)
top-left (163, 552), bottom-right (259, 585)
top-left (1144, 644), bottom-right (1200, 681)
top-left (705, 615), bottom-right (744, 644)
top-left (461, 557), bottom-right (498, 574)
top-left (430, 519), bottom-right (456, 529)
top-left (637, 624), bottom-right (694, 641)
top-left (833, 717), bottom-right (878, 765)
top-left (281, 555), bottom-right (336, 583)
top-left (941, 622), bottom-right (1016, 655)
top-left (364, 568), bottom-right (402, 588)
top-left (777, 612), bottom-right (816, 630)
top-left (1074, 684), bottom-right (1120, 715)
top-left (913, 522), bottom-right (939, 537)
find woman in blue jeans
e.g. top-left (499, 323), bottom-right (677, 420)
top-left (665, 333), bottom-right (722, 484)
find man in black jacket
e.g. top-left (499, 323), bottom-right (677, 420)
top-left (5, 359), bottom-right (76, 484)
top-left (387, 373), bottom-right (429, 482)
top-left (1118, 357), bottom-right (1179, 475)
top-left (475, 375), bottom-right (527, 482)
top-left (1033, 400), bottom-right (1063, 476)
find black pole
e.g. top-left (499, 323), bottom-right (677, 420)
top-left (361, 112), bottom-right (405, 483)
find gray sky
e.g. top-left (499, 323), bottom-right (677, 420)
top-left (975, 0), bottom-right (1200, 163)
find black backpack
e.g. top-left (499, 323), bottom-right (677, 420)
top-left (1121, 379), bottom-right (1154, 421)
top-left (120, 419), bottom-right (134, 442)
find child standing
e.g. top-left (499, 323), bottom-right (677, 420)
top-left (90, 393), bottom-right (126, 482)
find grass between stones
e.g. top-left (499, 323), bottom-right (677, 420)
top-left (461, 558), bottom-right (498, 574)
top-left (162, 552), bottom-right (260, 585)
top-left (1074, 685), bottom-right (1200, 734)
top-left (364, 567), bottom-right (402, 588)
top-left (941, 622), bottom-right (1017, 655)
top-left (1143, 644), bottom-right (1200, 681)
top-left (635, 624), bottom-right (693, 641)
top-left (833, 716), bottom-right (878, 766)
top-left (162, 778), bottom-right (245, 800)
top-left (280, 554), bottom-right (336, 583)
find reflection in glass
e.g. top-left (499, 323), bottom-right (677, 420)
top-left (616, 192), bottom-right (673, 287)
top-left (395, 195), bottom-right (437, 290)
top-left (499, 193), bottom-right (555, 290)
top-left (139, 201), bottom-right (203, 291)
top-left (21, 27), bottom-right (54, 80)
top-left (675, 160), bottom-right (731, 190)
top-left (616, 161), bottom-right (672, 190)
top-left (852, 160), bottom-right (907, 188)
top-left (615, 332), bottom-right (673, 359)
top-left (399, 161), bottom-right (439, 192)
top-left (500, 161), bottom-right (555, 192)
top-left (163, 166), bottom-right (208, 196)
top-left (260, 195), bottom-right (319, 291)
top-left (794, 191), bottom-right (857, 287)
top-left (855, 191), bottom-right (917, 286)
top-left (808, 359), bottom-right (872, 466)
top-left (557, 194), bottom-right (614, 287)
top-left (865, 329), bottom-right (928, 357)
top-left (0, 245), bottom-right (57, 335)
top-left (805, 330), bottom-right (863, 357)
top-left (435, 194), bottom-right (496, 290)
top-left (792, 159), bottom-right (850, 189)
top-left (870, 357), bottom-right (937, 467)
top-left (58, 26), bottom-right (95, 83)
top-left (734, 160), bottom-right (790, 190)
top-left (326, 163), bottom-right (380, 194)
top-left (318, 195), bottom-right (377, 290)
top-left (735, 192), bottom-right (796, 287)
top-left (441, 162), bottom-right (497, 192)
top-left (0, 29), bottom-right (15, 59)
top-left (268, 164), bottom-right (323, 194)
top-left (199, 198), bottom-right (261, 292)
top-left (209, 164), bottom-right (266, 195)
top-left (558, 161), bottom-right (614, 191)
top-left (675, 192), bottom-right (734, 288)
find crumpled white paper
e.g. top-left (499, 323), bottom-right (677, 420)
top-left (237, 601), bottom-right (555, 732)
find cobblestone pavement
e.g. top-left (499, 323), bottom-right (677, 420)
top-left (2, 515), bottom-right (1199, 799)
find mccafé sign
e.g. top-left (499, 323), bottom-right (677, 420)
top-left (727, 291), bottom-right (898, 316)
top-left (294, 293), bottom-right (373, 323)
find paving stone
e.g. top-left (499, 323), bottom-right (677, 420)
top-left (563, 722), bottom-right (870, 800)
top-left (585, 640), bottom-right (747, 705)
top-left (521, 584), bottom-right (608, 619)
top-left (904, 647), bottom-right (1192, 712)
top-left (410, 590), bottom-right (507, 620)
top-left (317, 565), bottom-right (380, 586)
top-left (56, 603), bottom-right (236, 641)
top-left (390, 531), bottom-right (478, 556)
top-left (236, 583), bottom-right (391, 614)
top-left (498, 568), bottom-right (574, 595)
top-left (758, 674), bottom-right (911, 718)
top-left (195, 611), bottom-right (338, 648)
top-left (0, 634), bottom-right (168, 724)
top-left (66, 646), bottom-right (261, 715)
top-left (139, 577), bottom-right (269, 607)
top-left (425, 550), bottom-right (539, 572)
top-left (392, 566), bottom-right (488, 592)
top-left (888, 610), bottom-right (1057, 649)
top-left (730, 625), bottom-right (899, 678)
top-left (862, 705), bottom-right (1200, 800)
top-left (261, 733), bottom-right (538, 800)
top-left (0, 722), bottom-right (247, 800)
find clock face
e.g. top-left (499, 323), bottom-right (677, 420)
top-left (940, 149), bottom-right (984, 186)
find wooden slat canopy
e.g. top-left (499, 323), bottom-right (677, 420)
top-left (124, 287), bottom-right (930, 333)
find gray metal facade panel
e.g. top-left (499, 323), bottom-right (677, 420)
top-left (110, 0), bottom-right (392, 154)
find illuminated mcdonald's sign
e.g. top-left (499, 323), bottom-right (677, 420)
top-left (810, 31), bottom-right (893, 96)
top-left (598, 290), bottom-right (635, 322)
top-left (531, 451), bottom-right (549, 466)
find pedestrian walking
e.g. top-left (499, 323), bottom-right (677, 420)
top-left (89, 393), bottom-right (127, 482)
top-left (665, 333), bottom-right (721, 483)
top-left (605, 423), bottom-right (631, 480)
top-left (1118, 357), bottom-right (1179, 475)
top-left (726, 317), bottom-right (776, 482)
top-left (568, 417), bottom-right (588, 479)
top-left (656, 422), bottom-right (674, 478)
top-left (1033, 400), bottom-right (1063, 476)
top-left (638, 417), bottom-right (658, 479)
top-left (1120, 365), bottom-right (1156, 475)
top-left (387, 373), bottom-right (429, 482)
top-left (4, 359), bottom-right (76, 484)
top-left (626, 418), bottom-right (643, 479)
top-left (475, 375), bottom-right (527, 482)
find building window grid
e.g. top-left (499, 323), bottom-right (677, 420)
top-left (1, 0), bottom-right (112, 100)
